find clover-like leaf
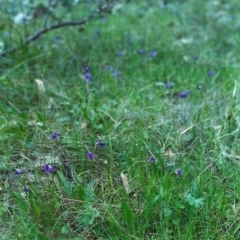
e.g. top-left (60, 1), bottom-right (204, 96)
top-left (193, 197), bottom-right (205, 208)
top-left (185, 193), bottom-right (205, 208)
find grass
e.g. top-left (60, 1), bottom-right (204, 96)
top-left (1, 0), bottom-right (240, 239)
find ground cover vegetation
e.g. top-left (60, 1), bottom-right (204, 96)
top-left (1, 0), bottom-right (240, 239)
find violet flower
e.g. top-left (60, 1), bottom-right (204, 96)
top-left (148, 157), bottom-right (157, 162)
top-left (175, 169), bottom-right (183, 176)
top-left (96, 140), bottom-right (105, 149)
top-left (87, 152), bottom-right (94, 160)
top-left (15, 169), bottom-right (22, 177)
top-left (43, 164), bottom-right (55, 173)
top-left (179, 90), bottom-right (191, 99)
top-left (208, 70), bottom-right (214, 77)
top-left (51, 132), bottom-right (60, 140)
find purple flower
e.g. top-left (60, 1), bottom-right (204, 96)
top-left (112, 70), bottom-right (119, 78)
top-left (51, 132), bottom-right (60, 140)
top-left (179, 92), bottom-right (188, 98)
top-left (179, 90), bottom-right (191, 99)
top-left (165, 82), bottom-right (173, 88)
top-left (117, 51), bottom-right (125, 57)
top-left (196, 85), bottom-right (201, 90)
top-left (193, 55), bottom-right (198, 61)
top-left (105, 65), bottom-right (119, 77)
top-left (148, 157), bottom-right (157, 162)
top-left (43, 164), bottom-right (55, 173)
top-left (55, 35), bottom-right (62, 41)
top-left (208, 70), bottom-right (214, 77)
top-left (96, 140), bottom-right (105, 149)
top-left (150, 50), bottom-right (157, 58)
top-left (126, 34), bottom-right (132, 46)
top-left (15, 169), bottom-right (22, 177)
top-left (23, 186), bottom-right (29, 193)
top-left (84, 72), bottom-right (92, 82)
top-left (84, 66), bottom-right (90, 73)
top-left (175, 169), bottom-right (183, 176)
top-left (138, 49), bottom-right (144, 55)
top-left (105, 65), bottom-right (112, 71)
top-left (87, 152), bottom-right (95, 160)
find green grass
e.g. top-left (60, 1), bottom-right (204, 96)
top-left (1, 0), bottom-right (240, 239)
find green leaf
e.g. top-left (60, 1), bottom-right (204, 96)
top-left (15, 193), bottom-right (28, 212)
top-left (61, 224), bottom-right (69, 234)
top-left (185, 193), bottom-right (205, 208)
top-left (79, 206), bottom-right (100, 226)
top-left (193, 198), bottom-right (205, 208)
top-left (188, 197), bottom-right (196, 205)
top-left (57, 116), bottom-right (71, 123)
top-left (85, 179), bottom-right (96, 201)
top-left (191, 179), bottom-right (201, 196)
top-left (162, 173), bottom-right (172, 192)
top-left (29, 191), bottom-right (41, 218)
top-left (163, 207), bottom-right (172, 217)
top-left (61, 0), bottom-right (74, 8)
top-left (182, 133), bottom-right (193, 142)
top-left (56, 171), bottom-right (73, 197)
top-left (121, 202), bottom-right (135, 224)
top-left (142, 195), bottom-right (160, 218)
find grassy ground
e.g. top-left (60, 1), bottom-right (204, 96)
top-left (1, 0), bottom-right (240, 239)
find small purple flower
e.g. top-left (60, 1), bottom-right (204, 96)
top-left (138, 49), bottom-right (144, 55)
top-left (105, 65), bottom-right (119, 77)
top-left (23, 186), bottom-right (29, 193)
top-left (15, 169), bottom-right (22, 177)
top-left (165, 82), bottom-right (173, 88)
top-left (93, 29), bottom-right (100, 40)
top-left (87, 152), bottom-right (94, 160)
top-left (150, 50), bottom-right (157, 58)
top-left (51, 131), bottom-right (60, 140)
top-left (126, 34), bottom-right (132, 46)
top-left (55, 36), bottom-right (62, 41)
top-left (43, 164), bottom-right (55, 173)
top-left (179, 90), bottom-right (190, 99)
top-left (84, 72), bottom-right (92, 82)
top-left (96, 140), bottom-right (105, 149)
top-left (105, 65), bottom-right (112, 71)
top-left (112, 70), bottom-right (119, 78)
top-left (179, 92), bottom-right (187, 98)
top-left (175, 169), bottom-right (183, 176)
top-left (101, 17), bottom-right (106, 23)
top-left (117, 51), bottom-right (125, 57)
top-left (148, 157), bottom-right (157, 162)
top-left (84, 66), bottom-right (90, 73)
top-left (196, 85), bottom-right (201, 90)
top-left (193, 55), bottom-right (198, 61)
top-left (208, 70), bottom-right (214, 77)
